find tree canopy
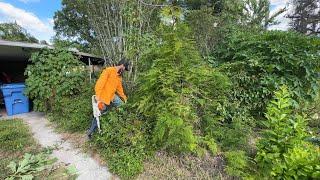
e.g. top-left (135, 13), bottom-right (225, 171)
top-left (287, 0), bottom-right (320, 35)
top-left (0, 22), bottom-right (39, 43)
top-left (53, 0), bottom-right (95, 52)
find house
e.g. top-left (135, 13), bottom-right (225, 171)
top-left (0, 39), bottom-right (104, 116)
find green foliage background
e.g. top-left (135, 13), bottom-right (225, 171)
top-left (214, 29), bottom-right (320, 117)
top-left (132, 23), bottom-right (230, 153)
top-left (25, 48), bottom-right (93, 133)
top-left (49, 83), bottom-right (94, 132)
top-left (256, 86), bottom-right (320, 179)
top-left (0, 22), bottom-right (39, 43)
top-left (25, 48), bottom-right (86, 112)
top-left (93, 107), bottom-right (149, 178)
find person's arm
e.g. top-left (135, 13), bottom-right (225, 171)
top-left (116, 80), bottom-right (127, 102)
top-left (95, 69), bottom-right (110, 101)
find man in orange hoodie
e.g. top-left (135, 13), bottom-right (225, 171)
top-left (87, 59), bottom-right (129, 138)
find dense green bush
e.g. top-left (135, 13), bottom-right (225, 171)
top-left (132, 23), bottom-right (230, 153)
top-left (93, 106), bottom-right (149, 178)
top-left (224, 150), bottom-right (248, 177)
top-left (256, 86), bottom-right (320, 179)
top-left (25, 48), bottom-right (92, 132)
top-left (206, 115), bottom-right (252, 152)
top-left (214, 30), bottom-right (320, 117)
top-left (301, 91), bottom-right (320, 129)
top-left (49, 83), bottom-right (93, 132)
top-left (25, 48), bottom-right (86, 112)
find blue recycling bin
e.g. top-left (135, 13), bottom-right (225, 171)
top-left (0, 83), bottom-right (30, 116)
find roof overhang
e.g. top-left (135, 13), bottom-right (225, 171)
top-left (0, 40), bottom-right (104, 64)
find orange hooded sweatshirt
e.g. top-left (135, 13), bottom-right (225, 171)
top-left (95, 67), bottom-right (127, 106)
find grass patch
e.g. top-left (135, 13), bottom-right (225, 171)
top-left (0, 118), bottom-right (38, 152)
top-left (0, 119), bottom-right (39, 179)
top-left (0, 119), bottom-right (76, 179)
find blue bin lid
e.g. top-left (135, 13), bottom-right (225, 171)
top-left (0, 83), bottom-right (26, 90)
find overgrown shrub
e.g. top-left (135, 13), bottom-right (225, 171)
top-left (93, 106), bottom-right (149, 178)
top-left (214, 30), bottom-right (320, 117)
top-left (206, 115), bottom-right (253, 152)
top-left (25, 48), bottom-right (86, 112)
top-left (300, 91), bottom-right (320, 129)
top-left (132, 22), bottom-right (230, 153)
top-left (200, 136), bottom-right (219, 156)
top-left (256, 86), bottom-right (320, 179)
top-left (49, 83), bottom-right (94, 132)
top-left (224, 150), bottom-right (248, 177)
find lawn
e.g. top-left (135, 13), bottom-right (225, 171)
top-left (0, 119), bottom-right (75, 179)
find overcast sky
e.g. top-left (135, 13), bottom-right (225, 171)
top-left (0, 0), bottom-right (290, 43)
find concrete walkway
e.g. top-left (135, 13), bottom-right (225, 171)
top-left (1, 112), bottom-right (112, 180)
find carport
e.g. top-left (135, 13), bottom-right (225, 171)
top-left (0, 39), bottom-right (104, 116)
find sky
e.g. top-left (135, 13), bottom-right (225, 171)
top-left (0, 0), bottom-right (61, 42)
top-left (0, 0), bottom-right (290, 43)
top-left (269, 0), bottom-right (291, 31)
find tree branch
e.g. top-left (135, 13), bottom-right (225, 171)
top-left (138, 0), bottom-right (168, 7)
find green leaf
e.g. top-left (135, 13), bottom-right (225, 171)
top-left (21, 175), bottom-right (33, 180)
top-left (7, 161), bottom-right (17, 172)
top-left (66, 165), bottom-right (78, 175)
